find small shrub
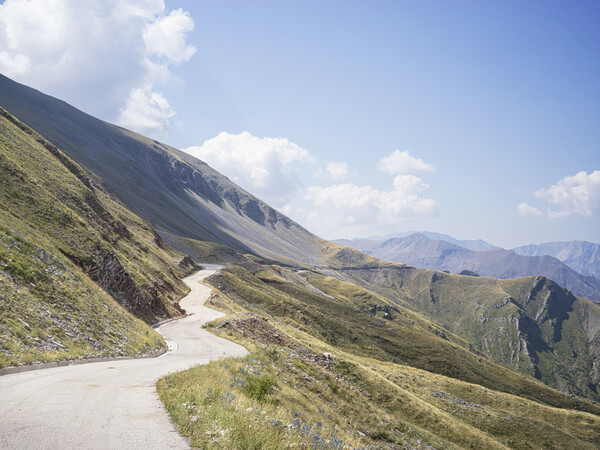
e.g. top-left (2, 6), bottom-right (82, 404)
top-left (292, 360), bottom-right (316, 376)
top-left (33, 328), bottom-right (48, 340)
top-left (243, 374), bottom-right (276, 401)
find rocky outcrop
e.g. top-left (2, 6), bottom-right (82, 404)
top-left (65, 249), bottom-right (180, 323)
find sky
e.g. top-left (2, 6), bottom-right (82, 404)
top-left (0, 0), bottom-right (598, 248)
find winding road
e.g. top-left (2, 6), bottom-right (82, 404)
top-left (0, 265), bottom-right (248, 449)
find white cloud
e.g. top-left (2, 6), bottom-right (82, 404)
top-left (325, 162), bottom-right (350, 180)
top-left (535, 170), bottom-right (600, 218)
top-left (118, 88), bottom-right (175, 133)
top-left (183, 132), bottom-right (315, 205)
top-left (314, 161), bottom-right (351, 181)
top-left (0, 0), bottom-right (195, 135)
top-left (517, 202), bottom-right (542, 218)
top-left (303, 175), bottom-right (437, 233)
top-left (143, 8), bottom-right (196, 64)
top-left (377, 150), bottom-right (435, 174)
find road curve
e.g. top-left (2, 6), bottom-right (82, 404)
top-left (0, 265), bottom-right (248, 449)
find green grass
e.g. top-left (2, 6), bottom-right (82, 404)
top-left (160, 309), bottom-right (600, 449)
top-left (159, 262), bottom-right (600, 448)
top-left (0, 226), bottom-right (164, 368)
top-left (338, 265), bottom-right (600, 400)
top-left (158, 343), bottom-right (459, 449)
top-left (203, 265), bottom-right (600, 414)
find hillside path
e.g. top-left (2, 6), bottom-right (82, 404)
top-left (0, 265), bottom-right (248, 449)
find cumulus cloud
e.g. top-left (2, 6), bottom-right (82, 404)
top-left (0, 0), bottom-right (195, 134)
top-left (143, 8), bottom-right (196, 64)
top-left (517, 202), bottom-right (542, 218)
top-left (303, 175), bottom-right (437, 231)
top-left (314, 161), bottom-right (351, 181)
top-left (184, 132), bottom-right (315, 205)
top-left (535, 170), bottom-right (600, 218)
top-left (377, 150), bottom-right (435, 174)
top-left (118, 88), bottom-right (175, 133)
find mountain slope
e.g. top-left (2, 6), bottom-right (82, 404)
top-left (0, 107), bottom-right (192, 367)
top-left (156, 260), bottom-right (600, 448)
top-left (514, 241), bottom-right (600, 281)
top-left (336, 262), bottom-right (600, 400)
top-left (0, 74), bottom-right (323, 266)
top-left (341, 232), bottom-right (600, 301)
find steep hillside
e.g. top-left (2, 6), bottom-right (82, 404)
top-left (515, 241), bottom-right (600, 281)
top-left (341, 232), bottom-right (600, 301)
top-left (0, 107), bottom-right (191, 367)
top-left (339, 263), bottom-right (600, 400)
top-left (0, 74), bottom-right (323, 266)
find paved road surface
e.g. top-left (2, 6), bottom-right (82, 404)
top-left (0, 265), bottom-right (248, 449)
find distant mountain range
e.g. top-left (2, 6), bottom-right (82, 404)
top-left (336, 232), bottom-right (600, 301)
top-left (369, 231), bottom-right (498, 251)
top-left (514, 241), bottom-right (600, 280)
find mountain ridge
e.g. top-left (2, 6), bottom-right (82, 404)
top-left (514, 240), bottom-right (600, 281)
top-left (338, 232), bottom-right (600, 301)
top-left (363, 230), bottom-right (499, 251)
top-left (0, 73), bottom-right (324, 266)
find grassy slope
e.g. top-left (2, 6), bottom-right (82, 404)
top-left (340, 264), bottom-right (600, 400)
top-left (0, 108), bottom-right (190, 367)
top-left (158, 263), bottom-right (600, 449)
top-left (0, 225), bottom-right (163, 367)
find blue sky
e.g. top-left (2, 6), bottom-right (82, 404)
top-left (0, 0), bottom-right (598, 247)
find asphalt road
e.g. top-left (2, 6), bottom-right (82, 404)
top-left (0, 265), bottom-right (248, 449)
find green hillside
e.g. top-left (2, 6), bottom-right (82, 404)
top-left (159, 262), bottom-right (600, 448)
top-left (339, 264), bottom-right (600, 400)
top-left (0, 107), bottom-right (191, 367)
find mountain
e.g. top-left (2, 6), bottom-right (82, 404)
top-left (3, 74), bottom-right (600, 447)
top-left (338, 262), bottom-right (600, 400)
top-left (417, 231), bottom-right (498, 250)
top-left (514, 241), bottom-right (600, 281)
top-left (340, 232), bottom-right (600, 301)
top-left (346, 230), bottom-right (498, 251)
top-left (0, 74), bottom-right (323, 266)
top-left (0, 107), bottom-right (194, 368)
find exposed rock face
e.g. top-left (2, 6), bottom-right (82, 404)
top-left (77, 250), bottom-right (174, 322)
